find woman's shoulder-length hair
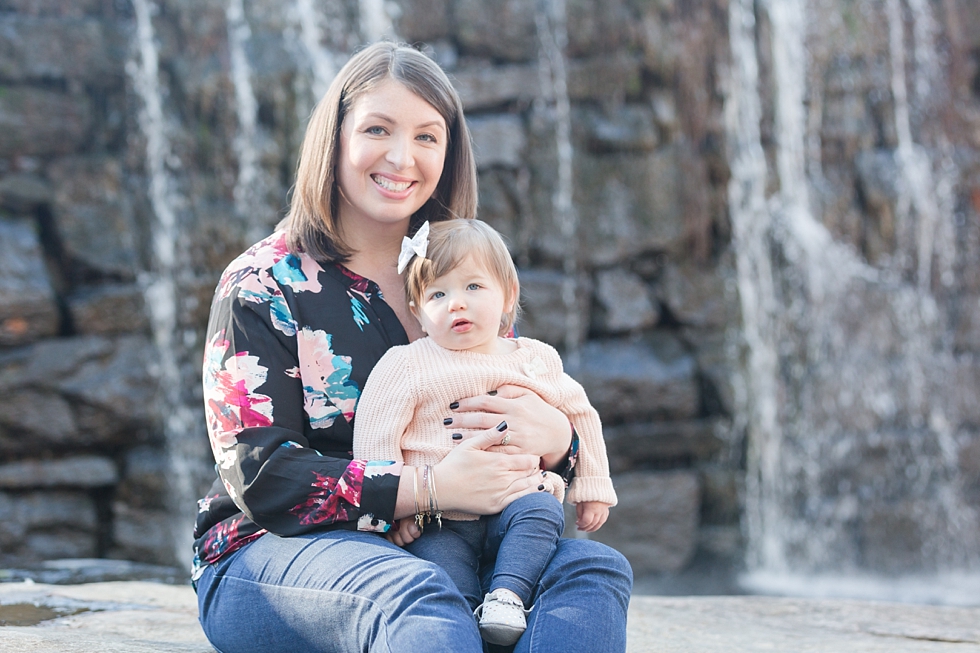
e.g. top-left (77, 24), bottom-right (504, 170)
top-left (278, 41), bottom-right (478, 264)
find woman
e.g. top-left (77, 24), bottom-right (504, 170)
top-left (193, 41), bottom-right (632, 653)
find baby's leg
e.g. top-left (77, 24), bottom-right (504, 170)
top-left (405, 519), bottom-right (485, 609)
top-left (481, 492), bottom-right (565, 606)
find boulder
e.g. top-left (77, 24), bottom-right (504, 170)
top-left (575, 335), bottom-right (699, 423)
top-left (565, 0), bottom-right (637, 57)
top-left (111, 502), bottom-right (177, 566)
top-left (0, 87), bottom-right (92, 157)
top-left (516, 268), bottom-right (591, 350)
top-left (0, 217), bottom-right (60, 346)
top-left (582, 105), bottom-right (658, 154)
top-left (593, 267), bottom-right (659, 334)
top-left (468, 114), bottom-right (526, 169)
top-left (0, 16), bottom-right (125, 85)
top-left (657, 260), bottom-right (730, 328)
top-left (49, 156), bottom-right (137, 277)
top-left (394, 0), bottom-right (451, 42)
top-left (604, 419), bottom-right (725, 473)
top-left (0, 456), bottom-right (117, 489)
top-left (454, 63), bottom-right (539, 111)
top-left (591, 470), bottom-right (701, 574)
top-left (0, 173), bottom-right (52, 213)
top-left (0, 389), bottom-right (78, 451)
top-left (454, 0), bottom-right (536, 62)
top-left (67, 284), bottom-right (148, 336)
top-left (115, 446), bottom-right (169, 510)
top-left (0, 490), bottom-right (97, 560)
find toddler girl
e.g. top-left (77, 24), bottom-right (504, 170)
top-left (353, 218), bottom-right (616, 646)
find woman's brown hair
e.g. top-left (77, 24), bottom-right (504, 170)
top-left (278, 41), bottom-right (478, 263)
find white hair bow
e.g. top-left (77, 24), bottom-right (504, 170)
top-left (397, 221), bottom-right (430, 274)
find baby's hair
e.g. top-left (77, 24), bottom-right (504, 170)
top-left (404, 219), bottom-right (520, 336)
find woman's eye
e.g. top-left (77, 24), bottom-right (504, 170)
top-left (366, 126), bottom-right (386, 135)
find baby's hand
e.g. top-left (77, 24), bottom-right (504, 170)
top-left (386, 519), bottom-right (421, 547)
top-left (575, 501), bottom-right (610, 533)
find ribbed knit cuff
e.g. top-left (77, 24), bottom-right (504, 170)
top-left (565, 476), bottom-right (617, 506)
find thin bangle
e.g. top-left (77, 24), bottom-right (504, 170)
top-left (413, 466), bottom-right (425, 533)
top-left (428, 465), bottom-right (442, 529)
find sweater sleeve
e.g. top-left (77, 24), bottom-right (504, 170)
top-left (352, 347), bottom-right (419, 463)
top-left (544, 349), bottom-right (617, 506)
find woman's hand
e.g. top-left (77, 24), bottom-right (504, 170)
top-left (444, 385), bottom-right (572, 470)
top-left (433, 428), bottom-right (545, 516)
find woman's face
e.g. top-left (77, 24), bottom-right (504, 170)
top-left (336, 78), bottom-right (448, 232)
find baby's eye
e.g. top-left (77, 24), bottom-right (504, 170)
top-left (430, 291), bottom-right (445, 300)
top-left (467, 283), bottom-right (481, 291)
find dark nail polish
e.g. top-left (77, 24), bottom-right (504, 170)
top-left (443, 417), bottom-right (453, 425)
top-left (487, 390), bottom-right (497, 396)
top-left (452, 433), bottom-right (463, 441)
top-left (496, 421), bottom-right (508, 432)
top-left (537, 484), bottom-right (545, 491)
top-left (449, 401), bottom-right (459, 410)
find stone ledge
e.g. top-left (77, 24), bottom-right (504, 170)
top-left (2, 582), bottom-right (979, 652)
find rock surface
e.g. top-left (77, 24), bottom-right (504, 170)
top-left (1, 581), bottom-right (980, 652)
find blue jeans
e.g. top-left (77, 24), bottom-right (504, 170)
top-left (406, 492), bottom-right (565, 609)
top-left (196, 527), bottom-right (632, 653)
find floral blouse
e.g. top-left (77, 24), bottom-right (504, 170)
top-left (192, 230), bottom-right (577, 578)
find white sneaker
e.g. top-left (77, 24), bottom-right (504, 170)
top-left (474, 589), bottom-right (529, 646)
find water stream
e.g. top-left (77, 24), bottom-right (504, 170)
top-left (128, 0), bottom-right (205, 570)
top-left (729, 0), bottom-right (980, 603)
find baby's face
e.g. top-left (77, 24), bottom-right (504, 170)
top-left (413, 255), bottom-right (514, 354)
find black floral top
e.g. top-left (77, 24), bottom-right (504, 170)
top-left (192, 230), bottom-right (577, 578)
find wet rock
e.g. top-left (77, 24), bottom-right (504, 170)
top-left (0, 491), bottom-right (97, 559)
top-left (582, 105), bottom-right (659, 154)
top-left (565, 0), bottom-right (637, 57)
top-left (468, 114), bottom-right (526, 169)
top-left (454, 0), bottom-right (536, 62)
top-left (591, 470), bottom-right (700, 574)
top-left (0, 389), bottom-right (77, 450)
top-left (477, 169), bottom-right (521, 244)
top-left (0, 16), bottom-right (125, 85)
top-left (681, 327), bottom-right (736, 417)
top-left (567, 53), bottom-right (643, 102)
top-left (593, 267), bottom-right (659, 334)
top-left (67, 284), bottom-right (148, 336)
top-left (529, 144), bottom-right (685, 266)
top-left (0, 217), bottom-right (59, 347)
top-left (0, 335), bottom-right (115, 391)
top-left (0, 0), bottom-right (104, 17)
top-left (0, 456), bottom-right (117, 489)
top-left (395, 0), bottom-right (451, 42)
top-left (111, 502), bottom-right (176, 566)
top-left (517, 268), bottom-right (591, 350)
top-left (0, 87), bottom-right (92, 157)
top-left (657, 260), bottom-right (730, 328)
top-left (604, 419), bottom-right (725, 473)
top-left (454, 63), bottom-right (539, 110)
top-left (954, 294), bottom-right (980, 353)
top-left (49, 157), bottom-right (137, 278)
top-left (115, 446), bottom-right (168, 510)
top-left (575, 335), bottom-right (699, 423)
top-left (0, 173), bottom-right (52, 213)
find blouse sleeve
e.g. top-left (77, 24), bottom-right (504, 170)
top-left (203, 268), bottom-right (401, 536)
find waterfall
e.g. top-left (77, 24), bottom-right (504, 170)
top-left (226, 0), bottom-right (267, 243)
top-left (534, 0), bottom-right (582, 368)
top-left (291, 0), bottom-right (339, 101)
top-left (128, 0), bottom-right (205, 570)
top-left (359, 0), bottom-right (397, 43)
top-left (729, 0), bottom-right (980, 602)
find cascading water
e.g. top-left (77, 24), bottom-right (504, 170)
top-left (729, 0), bottom-right (980, 604)
top-left (534, 0), bottom-right (581, 370)
top-left (128, 0), bottom-right (210, 570)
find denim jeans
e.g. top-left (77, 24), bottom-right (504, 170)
top-left (196, 524), bottom-right (632, 653)
top-left (406, 492), bottom-right (565, 609)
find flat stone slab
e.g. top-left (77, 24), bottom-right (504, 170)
top-left (1, 581), bottom-right (980, 652)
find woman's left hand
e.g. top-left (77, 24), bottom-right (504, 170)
top-left (444, 385), bottom-right (572, 470)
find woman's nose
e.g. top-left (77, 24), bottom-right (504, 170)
top-left (385, 136), bottom-right (414, 169)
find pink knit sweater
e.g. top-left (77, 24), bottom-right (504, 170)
top-left (352, 336), bottom-right (617, 521)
